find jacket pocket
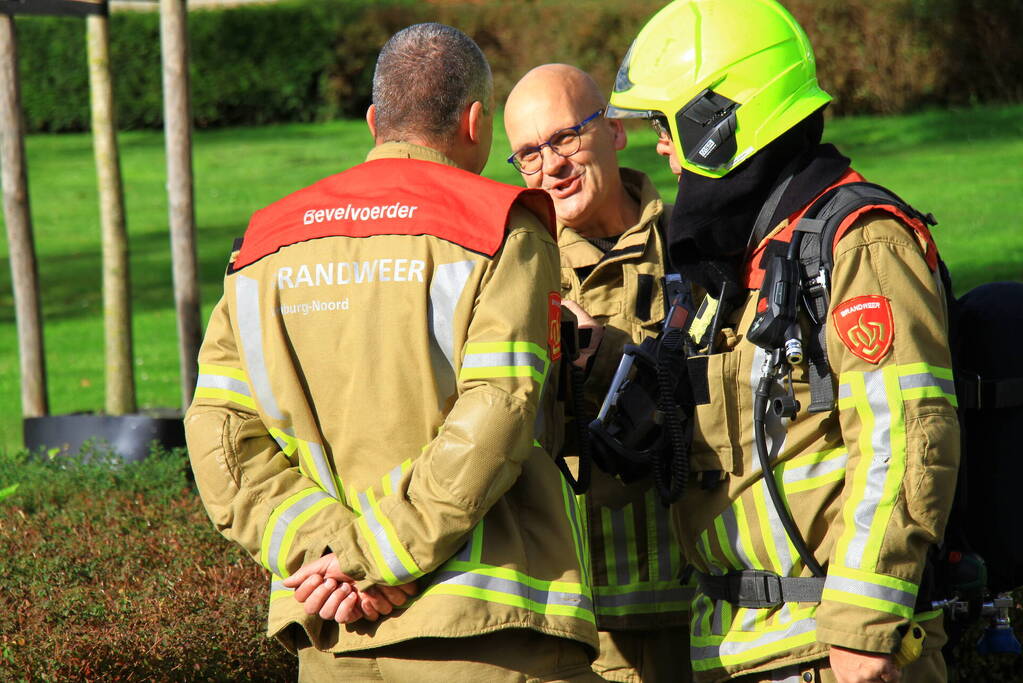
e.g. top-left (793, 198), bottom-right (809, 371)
top-left (904, 412), bottom-right (960, 542)
top-left (688, 350), bottom-right (740, 475)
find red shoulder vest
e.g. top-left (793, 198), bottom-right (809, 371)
top-left (742, 169), bottom-right (939, 290)
top-left (233, 158), bottom-right (556, 270)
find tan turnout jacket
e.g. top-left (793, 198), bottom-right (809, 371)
top-left (560, 168), bottom-right (691, 631)
top-left (185, 143), bottom-right (598, 656)
top-left (676, 188), bottom-right (959, 680)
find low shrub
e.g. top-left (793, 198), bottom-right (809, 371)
top-left (0, 445), bottom-right (294, 681)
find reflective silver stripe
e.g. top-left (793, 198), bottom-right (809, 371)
top-left (196, 373), bottom-right (251, 396)
top-left (388, 463), bottom-right (403, 495)
top-left (272, 428), bottom-right (294, 453)
top-left (711, 600), bottom-right (725, 636)
top-left (453, 539), bottom-right (473, 563)
top-left (782, 452), bottom-right (849, 485)
top-left (720, 506), bottom-right (757, 571)
top-left (824, 574), bottom-right (917, 609)
top-left (594, 585), bottom-right (695, 609)
top-left (306, 440), bottom-right (340, 499)
top-left (691, 616), bottom-right (816, 661)
top-left (461, 351), bottom-right (547, 374)
top-left (692, 595), bottom-right (710, 637)
top-left (266, 490), bottom-right (334, 577)
top-left (428, 260), bottom-right (475, 403)
top-left (433, 570), bottom-right (594, 612)
top-left (760, 479), bottom-right (796, 575)
top-left (236, 275), bottom-right (284, 420)
top-left (845, 370), bottom-right (892, 568)
top-left (838, 382), bottom-right (854, 401)
top-left (899, 372), bottom-right (955, 396)
top-left (270, 579), bottom-right (291, 594)
top-left (749, 346), bottom-right (787, 473)
top-left (357, 491), bottom-right (416, 583)
top-left (610, 506), bottom-right (632, 585)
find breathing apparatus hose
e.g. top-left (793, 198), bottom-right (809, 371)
top-left (754, 373), bottom-right (826, 577)
top-left (652, 328), bottom-right (689, 505)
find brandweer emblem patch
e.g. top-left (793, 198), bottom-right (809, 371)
top-left (548, 292), bottom-right (562, 361)
top-left (832, 295), bottom-right (894, 363)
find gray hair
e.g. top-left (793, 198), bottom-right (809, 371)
top-left (372, 23), bottom-right (492, 144)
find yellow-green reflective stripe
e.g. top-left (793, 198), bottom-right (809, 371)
top-left (897, 363), bottom-right (957, 407)
top-left (463, 340), bottom-right (548, 359)
top-left (824, 566), bottom-right (918, 617)
top-left (459, 365), bottom-right (545, 383)
top-left (268, 428), bottom-right (298, 458)
top-left (622, 504), bottom-right (640, 585)
top-left (561, 479), bottom-right (589, 582)
top-left (690, 607), bottom-right (817, 670)
top-left (821, 588), bottom-right (913, 618)
top-left (469, 518), bottom-right (484, 564)
top-left (296, 439), bottom-right (340, 500)
top-left (356, 514), bottom-right (398, 585)
top-left (861, 368), bottom-right (907, 571)
top-left (269, 575), bottom-right (293, 603)
top-left (198, 363), bottom-right (248, 383)
top-left (779, 448), bottom-right (848, 494)
top-left (595, 580), bottom-right (694, 615)
top-left (916, 608), bottom-right (943, 622)
top-left (358, 489), bottom-right (423, 584)
top-left (601, 507), bottom-right (617, 585)
top-left (380, 459), bottom-right (411, 497)
top-left (193, 387), bottom-right (256, 410)
top-left (712, 516), bottom-right (742, 571)
top-left (692, 629), bottom-right (817, 670)
top-left (752, 478), bottom-right (785, 575)
top-left (694, 594), bottom-right (713, 637)
top-left (835, 372), bottom-right (873, 568)
top-left (427, 562), bottom-right (594, 623)
top-left (260, 487), bottom-right (336, 577)
top-left (734, 497), bottom-right (766, 571)
top-left (460, 341), bottom-right (550, 384)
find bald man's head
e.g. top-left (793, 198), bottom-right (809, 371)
top-left (505, 64), bottom-right (629, 236)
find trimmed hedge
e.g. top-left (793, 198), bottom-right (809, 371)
top-left (0, 447), bottom-right (294, 681)
top-left (12, 0), bottom-right (1023, 132)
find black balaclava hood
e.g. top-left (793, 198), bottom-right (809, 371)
top-left (667, 109), bottom-right (850, 305)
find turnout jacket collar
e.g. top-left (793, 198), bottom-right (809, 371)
top-left (558, 167), bottom-right (665, 272)
top-left (233, 142), bottom-right (555, 270)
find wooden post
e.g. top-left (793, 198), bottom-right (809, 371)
top-left (160, 0), bottom-right (200, 411)
top-left (87, 13), bottom-right (136, 415)
top-left (0, 14), bottom-right (48, 418)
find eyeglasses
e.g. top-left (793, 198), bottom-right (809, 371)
top-left (650, 114), bottom-right (672, 140)
top-left (507, 108), bottom-right (605, 175)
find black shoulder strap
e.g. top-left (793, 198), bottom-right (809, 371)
top-left (795, 182), bottom-right (938, 412)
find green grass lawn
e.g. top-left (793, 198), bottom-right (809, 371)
top-left (2, 104), bottom-right (1021, 451)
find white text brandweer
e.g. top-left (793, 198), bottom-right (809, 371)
top-left (839, 301), bottom-right (881, 317)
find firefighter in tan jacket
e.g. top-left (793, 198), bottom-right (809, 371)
top-left (185, 24), bottom-right (600, 681)
top-left (603, 2), bottom-right (959, 682)
top-left (506, 64), bottom-right (692, 683)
